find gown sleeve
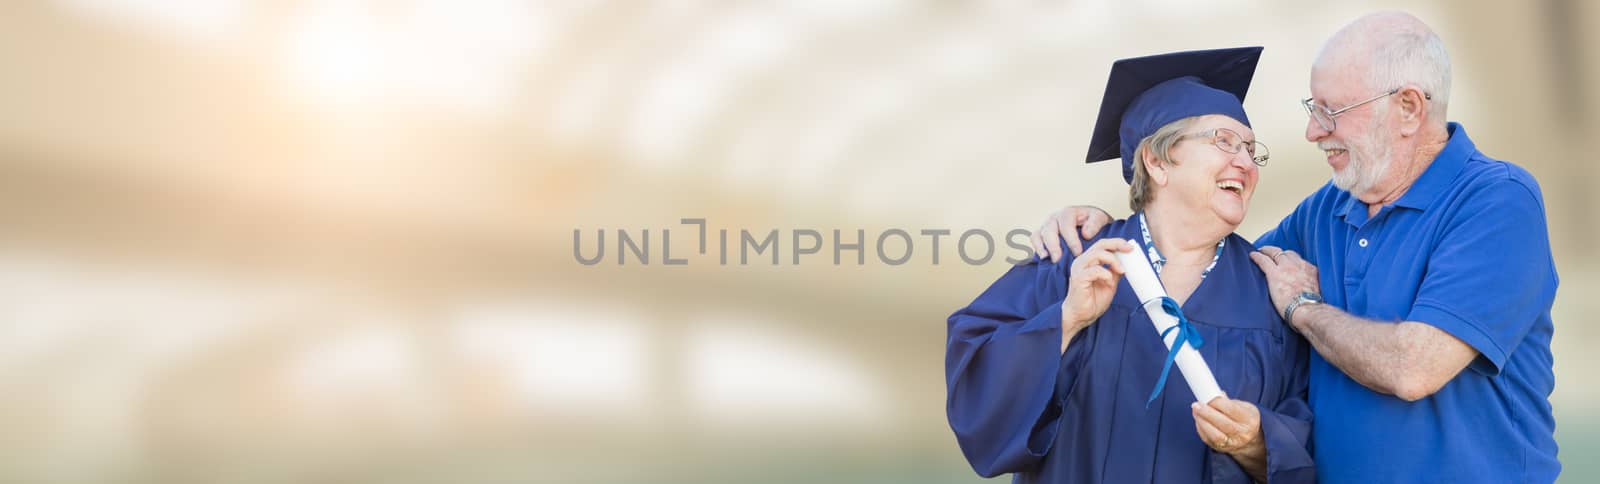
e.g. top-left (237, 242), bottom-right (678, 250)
top-left (1208, 332), bottom-right (1316, 483)
top-left (945, 239), bottom-right (1094, 478)
top-left (1260, 331), bottom-right (1316, 483)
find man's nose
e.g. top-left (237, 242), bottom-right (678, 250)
top-left (1305, 117), bottom-right (1331, 142)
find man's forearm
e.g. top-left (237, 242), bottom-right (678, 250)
top-left (1293, 303), bottom-right (1478, 401)
top-left (1292, 304), bottom-right (1417, 398)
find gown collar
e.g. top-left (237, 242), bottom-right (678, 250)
top-left (1136, 211), bottom-right (1225, 279)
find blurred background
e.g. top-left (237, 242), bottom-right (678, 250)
top-left (0, 1), bottom-right (1595, 482)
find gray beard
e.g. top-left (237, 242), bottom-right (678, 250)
top-left (1331, 124), bottom-right (1394, 194)
top-left (1331, 157), bottom-right (1382, 191)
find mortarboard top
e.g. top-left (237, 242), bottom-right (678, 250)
top-left (1086, 47), bottom-right (1263, 183)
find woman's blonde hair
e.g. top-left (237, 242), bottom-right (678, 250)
top-left (1128, 116), bottom-right (1198, 212)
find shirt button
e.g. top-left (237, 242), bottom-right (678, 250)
top-left (1358, 238), bottom-right (1369, 247)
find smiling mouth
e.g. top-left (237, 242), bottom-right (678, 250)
top-left (1325, 148), bottom-right (1347, 157)
top-left (1216, 180), bottom-right (1244, 195)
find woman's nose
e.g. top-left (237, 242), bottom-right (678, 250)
top-left (1230, 144), bottom-right (1256, 168)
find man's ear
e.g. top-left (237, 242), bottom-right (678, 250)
top-left (1142, 147), bottom-right (1168, 186)
top-left (1396, 85), bottom-right (1428, 136)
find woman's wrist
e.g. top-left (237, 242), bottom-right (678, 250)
top-left (1059, 312), bottom-right (1089, 353)
top-left (1060, 310), bottom-right (1091, 333)
top-left (1228, 427), bottom-right (1267, 459)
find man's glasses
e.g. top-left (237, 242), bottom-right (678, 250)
top-left (1302, 88), bottom-right (1432, 132)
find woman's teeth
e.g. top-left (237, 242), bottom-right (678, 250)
top-left (1216, 180), bottom-right (1243, 193)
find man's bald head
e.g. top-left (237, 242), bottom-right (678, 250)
top-left (1315, 11), bottom-right (1452, 123)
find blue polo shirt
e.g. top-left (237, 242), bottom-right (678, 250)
top-left (1256, 123), bottom-right (1559, 483)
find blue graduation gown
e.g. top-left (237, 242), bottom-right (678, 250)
top-left (946, 219), bottom-right (1314, 483)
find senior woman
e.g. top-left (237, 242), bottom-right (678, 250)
top-left (945, 47), bottom-right (1314, 484)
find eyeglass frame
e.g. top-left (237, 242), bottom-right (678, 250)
top-left (1301, 87), bottom-right (1432, 132)
top-left (1174, 127), bottom-right (1270, 166)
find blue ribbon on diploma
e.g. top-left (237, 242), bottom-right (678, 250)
top-left (1146, 296), bottom-right (1204, 407)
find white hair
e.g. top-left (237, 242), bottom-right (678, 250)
top-left (1324, 12), bottom-right (1453, 125)
top-left (1368, 25), bottom-right (1451, 122)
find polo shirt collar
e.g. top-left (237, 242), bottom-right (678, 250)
top-left (1393, 122), bottom-right (1473, 211)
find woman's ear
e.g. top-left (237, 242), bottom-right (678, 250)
top-left (1142, 147), bottom-right (1168, 186)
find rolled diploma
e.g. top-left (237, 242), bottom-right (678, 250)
top-left (1112, 240), bottom-right (1226, 403)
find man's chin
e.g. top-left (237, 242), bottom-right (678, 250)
top-left (1331, 173), bottom-right (1358, 191)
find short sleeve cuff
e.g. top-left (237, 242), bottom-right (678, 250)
top-left (1409, 301), bottom-right (1507, 375)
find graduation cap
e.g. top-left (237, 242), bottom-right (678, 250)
top-left (1086, 47), bottom-right (1263, 183)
